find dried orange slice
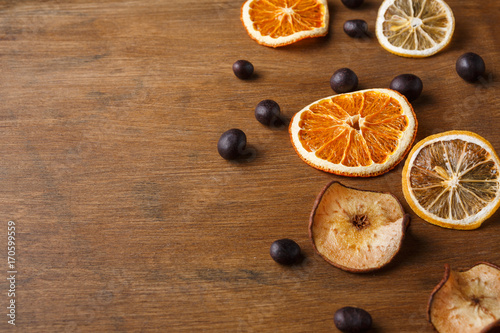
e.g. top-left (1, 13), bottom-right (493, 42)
top-left (376, 0), bottom-right (455, 58)
top-left (402, 131), bottom-right (500, 230)
top-left (309, 181), bottom-right (410, 273)
top-left (289, 89), bottom-right (417, 177)
top-left (241, 0), bottom-right (329, 48)
top-left (428, 263), bottom-right (500, 333)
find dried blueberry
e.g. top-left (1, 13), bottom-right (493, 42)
top-left (217, 129), bottom-right (247, 160)
top-left (456, 52), bottom-right (485, 82)
top-left (270, 239), bottom-right (301, 265)
top-left (255, 99), bottom-right (283, 127)
top-left (390, 74), bottom-right (423, 102)
top-left (232, 60), bottom-right (254, 80)
top-left (334, 306), bottom-right (372, 333)
top-left (343, 20), bottom-right (368, 38)
top-left (341, 0), bottom-right (364, 9)
top-left (330, 68), bottom-right (358, 93)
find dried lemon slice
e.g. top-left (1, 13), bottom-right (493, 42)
top-left (402, 131), bottom-right (500, 230)
top-left (375, 0), bottom-right (455, 57)
top-left (241, 0), bottom-right (329, 48)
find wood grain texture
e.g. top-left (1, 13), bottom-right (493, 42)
top-left (0, 0), bottom-right (498, 331)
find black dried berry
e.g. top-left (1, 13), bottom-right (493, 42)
top-left (341, 0), bottom-right (364, 9)
top-left (270, 239), bottom-right (301, 265)
top-left (456, 52), bottom-right (485, 82)
top-left (217, 129), bottom-right (247, 160)
top-left (330, 68), bottom-right (358, 93)
top-left (232, 60), bottom-right (254, 80)
top-left (343, 20), bottom-right (368, 38)
top-left (390, 74), bottom-right (423, 102)
top-left (255, 100), bottom-right (283, 127)
top-left (334, 306), bottom-right (372, 333)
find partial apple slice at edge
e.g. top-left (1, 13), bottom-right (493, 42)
top-left (428, 262), bottom-right (500, 333)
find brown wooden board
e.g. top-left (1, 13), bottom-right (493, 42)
top-left (0, 0), bottom-right (498, 331)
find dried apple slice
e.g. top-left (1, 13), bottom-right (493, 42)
top-left (309, 181), bottom-right (410, 273)
top-left (428, 263), bottom-right (500, 333)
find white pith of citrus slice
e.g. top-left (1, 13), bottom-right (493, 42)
top-left (289, 89), bottom-right (417, 177)
top-left (402, 131), bottom-right (500, 230)
top-left (241, 0), bottom-right (329, 48)
top-left (376, 0), bottom-right (455, 58)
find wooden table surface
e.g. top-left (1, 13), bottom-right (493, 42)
top-left (0, 0), bottom-right (499, 331)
